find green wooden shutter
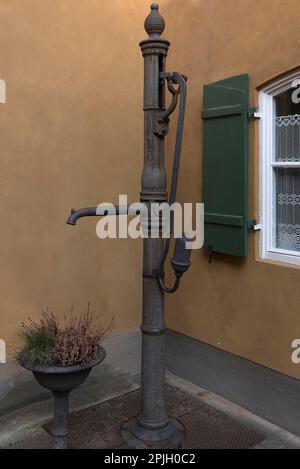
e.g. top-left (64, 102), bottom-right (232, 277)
top-left (202, 73), bottom-right (253, 257)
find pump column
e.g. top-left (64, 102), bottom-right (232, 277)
top-left (121, 3), bottom-right (184, 448)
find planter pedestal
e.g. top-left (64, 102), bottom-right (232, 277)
top-left (22, 346), bottom-right (106, 449)
top-left (52, 391), bottom-right (70, 449)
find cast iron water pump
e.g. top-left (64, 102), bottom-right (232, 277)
top-left (67, 3), bottom-right (191, 448)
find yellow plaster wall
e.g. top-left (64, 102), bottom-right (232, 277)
top-left (164, 0), bottom-right (300, 378)
top-left (1, 0), bottom-right (300, 379)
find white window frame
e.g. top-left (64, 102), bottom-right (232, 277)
top-left (260, 69), bottom-right (300, 266)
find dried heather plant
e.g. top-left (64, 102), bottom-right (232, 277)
top-left (17, 305), bottom-right (114, 367)
top-left (16, 311), bottom-right (57, 367)
top-left (53, 307), bottom-right (103, 366)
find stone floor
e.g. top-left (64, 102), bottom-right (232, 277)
top-left (1, 373), bottom-right (300, 449)
top-left (2, 384), bottom-right (266, 449)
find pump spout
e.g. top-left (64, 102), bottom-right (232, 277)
top-left (66, 205), bottom-right (134, 225)
top-left (66, 207), bottom-right (97, 225)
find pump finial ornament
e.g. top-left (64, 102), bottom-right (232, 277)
top-left (144, 3), bottom-right (165, 37)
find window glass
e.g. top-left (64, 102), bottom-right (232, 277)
top-left (275, 168), bottom-right (300, 251)
top-left (275, 89), bottom-right (300, 162)
top-left (274, 90), bottom-right (300, 252)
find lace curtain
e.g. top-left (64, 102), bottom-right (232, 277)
top-left (275, 114), bottom-right (300, 251)
top-left (275, 114), bottom-right (300, 162)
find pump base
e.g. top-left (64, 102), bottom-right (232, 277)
top-left (121, 417), bottom-right (184, 449)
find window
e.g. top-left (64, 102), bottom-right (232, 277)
top-left (260, 70), bottom-right (300, 266)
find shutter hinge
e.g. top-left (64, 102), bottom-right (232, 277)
top-left (248, 107), bottom-right (261, 119)
top-left (247, 219), bottom-right (257, 229)
top-left (247, 219), bottom-right (261, 231)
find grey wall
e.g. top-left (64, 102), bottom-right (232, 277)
top-left (166, 329), bottom-right (300, 436)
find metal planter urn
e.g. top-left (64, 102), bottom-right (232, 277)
top-left (22, 346), bottom-right (106, 449)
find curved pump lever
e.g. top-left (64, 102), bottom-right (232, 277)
top-left (156, 72), bottom-right (192, 293)
top-left (155, 72), bottom-right (187, 137)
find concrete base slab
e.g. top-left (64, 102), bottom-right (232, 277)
top-left (1, 370), bottom-right (300, 449)
top-left (0, 378), bottom-right (270, 449)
